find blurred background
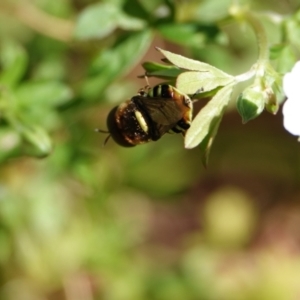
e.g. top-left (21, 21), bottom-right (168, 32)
top-left (0, 0), bottom-right (300, 299)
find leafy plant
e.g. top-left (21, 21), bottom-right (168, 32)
top-left (0, 1), bottom-right (300, 300)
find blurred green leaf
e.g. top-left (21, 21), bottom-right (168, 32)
top-left (269, 44), bottom-right (285, 60)
top-left (122, 0), bottom-right (152, 20)
top-left (270, 44), bottom-right (296, 74)
top-left (149, 272), bottom-right (191, 300)
top-left (4, 112), bottom-right (53, 157)
top-left (137, 0), bottom-right (170, 15)
top-left (80, 30), bottom-right (153, 100)
top-left (19, 123), bottom-right (53, 157)
top-left (32, 56), bottom-right (67, 81)
top-left (185, 83), bottom-right (234, 149)
top-left (15, 81), bottom-right (73, 107)
top-left (74, 3), bottom-right (120, 40)
top-left (0, 41), bottom-right (28, 88)
top-left (74, 2), bottom-right (145, 40)
top-left (118, 13), bottom-right (146, 31)
top-left (191, 0), bottom-right (231, 23)
top-left (158, 23), bottom-right (206, 47)
top-left (123, 0), bottom-right (175, 22)
top-left (285, 11), bottom-right (300, 50)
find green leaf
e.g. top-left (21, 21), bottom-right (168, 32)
top-left (270, 44), bottom-right (296, 74)
top-left (15, 81), bottom-right (73, 107)
top-left (157, 48), bottom-right (232, 76)
top-left (118, 13), bottom-right (146, 31)
top-left (74, 2), bottom-right (145, 40)
top-left (142, 62), bottom-right (182, 78)
top-left (136, 0), bottom-right (169, 15)
top-left (269, 44), bottom-right (285, 60)
top-left (80, 30), bottom-right (153, 101)
top-left (191, 0), bottom-right (231, 23)
top-left (185, 83), bottom-right (234, 149)
top-left (74, 3), bottom-right (120, 40)
top-left (122, 0), bottom-right (150, 20)
top-left (0, 41), bottom-right (28, 87)
top-left (157, 48), bottom-right (234, 94)
top-left (177, 70), bottom-right (234, 95)
top-left (157, 23), bottom-right (206, 47)
top-left (285, 13), bottom-right (300, 51)
top-left (33, 56), bottom-right (67, 81)
top-left (22, 125), bottom-right (53, 157)
top-left (199, 112), bottom-right (223, 167)
top-left (6, 114), bottom-right (52, 157)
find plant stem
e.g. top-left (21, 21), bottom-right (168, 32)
top-left (0, 1), bottom-right (74, 42)
top-left (234, 68), bottom-right (256, 82)
top-left (230, 5), bottom-right (269, 68)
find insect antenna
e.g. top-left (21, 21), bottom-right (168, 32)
top-left (144, 73), bottom-right (150, 86)
top-left (94, 128), bottom-right (111, 146)
top-left (137, 72), bottom-right (151, 95)
top-left (191, 87), bottom-right (205, 102)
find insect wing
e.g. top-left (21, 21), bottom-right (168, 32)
top-left (132, 96), bottom-right (183, 137)
top-left (133, 96), bottom-right (182, 124)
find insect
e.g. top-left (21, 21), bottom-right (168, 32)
top-left (96, 84), bottom-right (193, 147)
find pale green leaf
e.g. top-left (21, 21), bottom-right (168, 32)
top-left (80, 30), bottom-right (153, 100)
top-left (177, 70), bottom-right (234, 94)
top-left (15, 81), bottom-right (73, 107)
top-left (199, 114), bottom-right (223, 167)
top-left (157, 48), bottom-right (232, 77)
top-left (270, 44), bottom-right (296, 74)
top-left (192, 0), bottom-right (231, 23)
top-left (157, 23), bottom-right (206, 48)
top-left (185, 83), bottom-right (235, 149)
top-left (286, 14), bottom-right (300, 51)
top-left (118, 14), bottom-right (145, 30)
top-left (22, 125), bottom-right (53, 157)
top-left (6, 114), bottom-right (52, 157)
top-left (74, 2), bottom-right (145, 40)
top-left (74, 3), bottom-right (120, 40)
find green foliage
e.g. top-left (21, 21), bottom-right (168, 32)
top-left (185, 83), bottom-right (234, 153)
top-left (0, 40), bottom-right (28, 87)
top-left (142, 61), bottom-right (182, 78)
top-left (74, 2), bottom-right (146, 40)
top-left (0, 0), bottom-right (300, 299)
top-left (80, 30), bottom-right (152, 100)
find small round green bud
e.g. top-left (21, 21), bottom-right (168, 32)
top-left (236, 85), bottom-right (265, 123)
